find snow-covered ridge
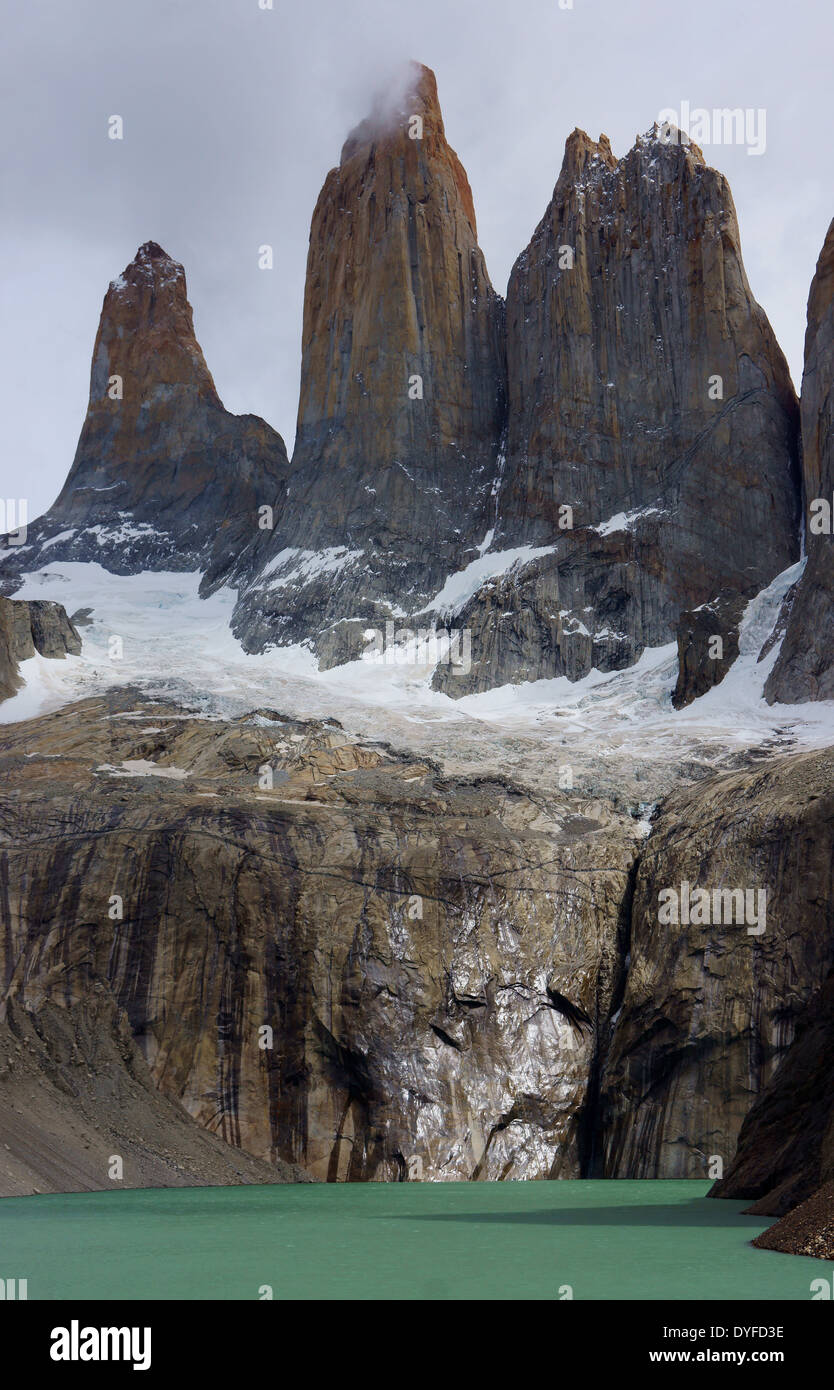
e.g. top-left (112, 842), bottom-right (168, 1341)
top-left (421, 544), bottom-right (558, 617)
top-left (3, 556), bottom-right (833, 813)
top-left (254, 546), bottom-right (363, 589)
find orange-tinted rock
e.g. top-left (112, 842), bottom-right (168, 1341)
top-left (0, 243), bottom-right (289, 584)
top-left (234, 63), bottom-right (506, 659)
top-left (434, 127), bottom-right (801, 694)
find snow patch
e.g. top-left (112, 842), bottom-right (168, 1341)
top-left (422, 545), bottom-right (557, 617)
top-left (41, 530), bottom-right (77, 550)
top-left (95, 760), bottom-right (190, 780)
top-left (593, 505), bottom-right (666, 537)
top-left (256, 546), bottom-right (362, 588)
top-left (3, 556), bottom-right (834, 801)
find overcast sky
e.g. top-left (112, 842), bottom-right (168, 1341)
top-left (2, 0), bottom-right (832, 518)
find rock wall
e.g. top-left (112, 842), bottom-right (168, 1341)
top-left (3, 685), bottom-right (833, 1195)
top-left (0, 690), bottom-right (637, 1185)
top-left (596, 748), bottom-right (834, 1180)
top-left (0, 595), bottom-right (81, 702)
top-left (709, 967), bottom-right (834, 1217)
top-left (0, 242), bottom-right (289, 587)
top-left (767, 218), bottom-right (834, 702)
top-left (435, 127), bottom-right (800, 694)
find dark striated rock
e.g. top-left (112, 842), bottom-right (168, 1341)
top-left (232, 62), bottom-right (507, 659)
top-left (710, 966), bottom-right (834, 1217)
top-left (0, 994), bottom-right (312, 1195)
top-left (672, 590), bottom-right (749, 709)
top-left (767, 219), bottom-right (834, 702)
top-left (434, 127), bottom-right (800, 695)
top-left (595, 747), bottom-right (834, 1181)
top-left (0, 242), bottom-right (289, 588)
top-left (0, 689), bottom-right (638, 1185)
top-left (0, 595), bottom-right (81, 702)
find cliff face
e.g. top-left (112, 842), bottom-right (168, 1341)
top-left (0, 90), bottom-right (803, 705)
top-left (671, 591), bottom-right (747, 709)
top-left (0, 690), bottom-right (637, 1186)
top-left (0, 596), bottom-right (81, 702)
top-left (710, 968), bottom-right (834, 1218)
top-left (596, 748), bottom-right (834, 1181)
top-left (233, 63), bottom-right (507, 663)
top-left (767, 219), bottom-right (834, 703)
top-left (0, 242), bottom-right (289, 587)
top-left (0, 995), bottom-right (310, 1194)
top-left (3, 685), bottom-right (833, 1196)
top-left (433, 128), bottom-right (800, 694)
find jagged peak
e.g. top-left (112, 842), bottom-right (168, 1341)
top-left (339, 60), bottom-right (444, 165)
top-left (555, 128), bottom-right (617, 196)
top-left (332, 60), bottom-right (478, 237)
top-left (109, 241), bottom-right (185, 295)
top-left (95, 243), bottom-right (217, 402)
top-left (136, 240), bottom-right (174, 263)
top-left (556, 121), bottom-right (711, 198)
top-left (635, 122), bottom-right (706, 165)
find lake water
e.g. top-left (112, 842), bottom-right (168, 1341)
top-left (0, 1180), bottom-right (827, 1300)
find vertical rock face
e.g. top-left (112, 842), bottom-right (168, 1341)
top-left (766, 219), bottom-right (834, 702)
top-left (0, 596), bottom-right (81, 703)
top-left (0, 242), bottom-right (289, 585)
top-left (0, 693), bottom-right (638, 1184)
top-left (671, 591), bottom-right (747, 709)
top-left (434, 128), bottom-right (800, 695)
top-left (595, 749), bottom-right (834, 1181)
top-left (233, 63), bottom-right (507, 661)
top-left (710, 967), bottom-right (834, 1218)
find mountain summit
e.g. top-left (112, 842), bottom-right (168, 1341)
top-left (231, 61), bottom-right (507, 664)
top-left (0, 242), bottom-right (289, 584)
top-left (0, 78), bottom-right (807, 708)
top-left (434, 122), bottom-right (801, 692)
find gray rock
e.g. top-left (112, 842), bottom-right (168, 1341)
top-left (436, 128), bottom-right (800, 695)
top-left (595, 747), bottom-right (834, 1181)
top-left (672, 590), bottom-right (749, 709)
top-left (0, 242), bottom-right (289, 590)
top-left (0, 596), bottom-right (81, 702)
top-left (767, 218), bottom-right (834, 702)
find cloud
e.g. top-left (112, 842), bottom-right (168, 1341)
top-left (1, 0), bottom-right (831, 516)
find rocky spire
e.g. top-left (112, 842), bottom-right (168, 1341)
top-left (766, 218), bottom-right (834, 702)
top-left (434, 124), bottom-right (801, 694)
top-left (233, 62), bottom-right (507, 665)
top-left (293, 61), bottom-right (503, 486)
top-left (0, 243), bottom-right (289, 585)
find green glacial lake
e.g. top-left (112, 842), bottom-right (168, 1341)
top-left (0, 1180), bottom-right (828, 1301)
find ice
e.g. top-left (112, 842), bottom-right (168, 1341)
top-left (255, 546), bottom-right (362, 588)
top-left (422, 545), bottom-right (557, 617)
top-left (40, 530), bottom-right (77, 550)
top-left (3, 557), bottom-right (833, 806)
